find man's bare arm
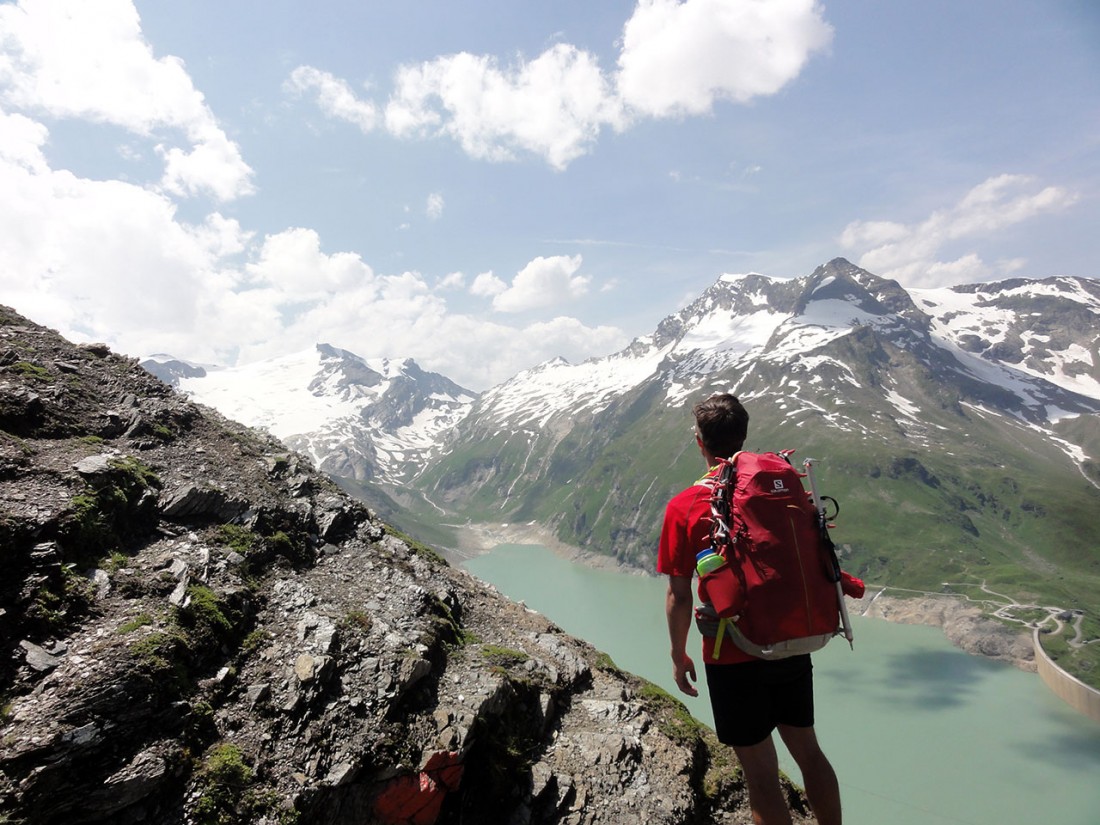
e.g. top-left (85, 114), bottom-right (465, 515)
top-left (666, 575), bottom-right (698, 697)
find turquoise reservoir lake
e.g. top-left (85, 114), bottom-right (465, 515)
top-left (464, 543), bottom-right (1100, 825)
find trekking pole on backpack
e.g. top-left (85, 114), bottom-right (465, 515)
top-left (803, 458), bottom-right (854, 648)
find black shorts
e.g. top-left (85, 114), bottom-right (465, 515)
top-left (705, 654), bottom-right (815, 747)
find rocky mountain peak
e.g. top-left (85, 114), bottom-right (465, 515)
top-left (0, 305), bottom-right (793, 824)
top-left (798, 258), bottom-right (922, 324)
top-left (140, 354), bottom-right (209, 386)
top-left (311, 343), bottom-right (385, 393)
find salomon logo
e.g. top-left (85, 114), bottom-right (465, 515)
top-left (772, 479), bottom-right (787, 493)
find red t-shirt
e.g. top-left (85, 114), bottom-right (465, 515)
top-left (657, 470), bottom-right (754, 664)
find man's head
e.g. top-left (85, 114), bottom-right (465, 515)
top-left (692, 393), bottom-right (749, 459)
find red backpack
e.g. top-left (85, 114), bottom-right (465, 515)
top-left (697, 450), bottom-right (862, 659)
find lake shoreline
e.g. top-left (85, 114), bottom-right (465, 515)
top-left (446, 520), bottom-right (1036, 672)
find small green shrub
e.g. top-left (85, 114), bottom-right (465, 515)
top-left (385, 524), bottom-right (447, 566)
top-left (194, 743), bottom-right (254, 825)
top-left (118, 613), bottom-right (154, 634)
top-left (179, 585), bottom-right (232, 649)
top-left (241, 788), bottom-right (299, 825)
top-left (151, 422), bottom-right (174, 440)
top-left (109, 456), bottom-right (160, 488)
top-left (593, 651), bottom-right (619, 672)
top-left (637, 681), bottom-right (705, 748)
top-left (105, 551), bottom-right (128, 571)
top-left (26, 564), bottom-right (95, 635)
top-left (217, 524), bottom-right (257, 555)
top-left (63, 456), bottom-right (161, 563)
top-left (240, 629), bottom-right (267, 655)
top-left (268, 530), bottom-right (309, 565)
top-left (342, 609), bottom-right (373, 633)
top-left (129, 629), bottom-right (190, 698)
top-left (9, 361), bottom-right (50, 380)
top-left (480, 645), bottom-right (529, 668)
top-left (219, 524), bottom-right (311, 570)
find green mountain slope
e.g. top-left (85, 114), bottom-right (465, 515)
top-left (397, 262), bottom-right (1100, 685)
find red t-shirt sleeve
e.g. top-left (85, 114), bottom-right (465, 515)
top-left (657, 478), bottom-right (756, 665)
top-left (657, 487), bottom-right (704, 578)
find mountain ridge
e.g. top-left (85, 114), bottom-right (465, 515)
top-left (158, 258), bottom-right (1099, 492)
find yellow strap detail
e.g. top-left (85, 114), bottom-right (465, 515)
top-left (712, 617), bottom-right (728, 660)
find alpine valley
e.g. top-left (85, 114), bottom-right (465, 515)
top-left (148, 258), bottom-right (1100, 684)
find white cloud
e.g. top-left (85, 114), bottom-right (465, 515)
top-left (285, 66), bottom-right (378, 132)
top-left (215, 252), bottom-right (624, 390)
top-left (0, 112), bottom-right (617, 390)
top-left (470, 271), bottom-right (507, 297)
top-left (246, 228), bottom-right (375, 296)
top-left (426, 192), bottom-right (445, 219)
top-left (0, 0), bottom-right (254, 201)
top-left (492, 255), bottom-right (589, 312)
top-left (157, 127), bottom-right (256, 201)
top-left (839, 175), bottom-right (1080, 287)
top-left (385, 45), bottom-right (623, 170)
top-left (616, 0), bottom-right (833, 117)
top-left (393, 311), bottom-right (626, 392)
top-left (0, 114), bottom-right (250, 355)
top-left (838, 220), bottom-right (908, 250)
top-left (0, 109), bottom-right (48, 171)
top-left (438, 271), bottom-right (465, 290)
top-left (285, 0), bottom-right (830, 169)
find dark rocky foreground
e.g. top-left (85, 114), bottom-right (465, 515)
top-left (0, 306), bottom-right (813, 824)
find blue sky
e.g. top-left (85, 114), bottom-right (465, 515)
top-left (1, 0), bottom-right (1097, 390)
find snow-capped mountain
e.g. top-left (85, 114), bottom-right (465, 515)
top-left (411, 259), bottom-right (1100, 582)
top-left (141, 259), bottom-right (1099, 599)
top-left (911, 277), bottom-right (1100, 403)
top-left (141, 353), bottom-right (211, 384)
top-left (466, 259), bottom-right (1099, 436)
top-left (142, 344), bottom-right (476, 484)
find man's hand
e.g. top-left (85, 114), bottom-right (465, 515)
top-left (673, 652), bottom-right (698, 697)
top-left (666, 574), bottom-right (699, 697)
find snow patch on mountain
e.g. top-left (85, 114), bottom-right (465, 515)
top-left (913, 283), bottom-right (1100, 403)
top-left (884, 388), bottom-right (921, 420)
top-left (479, 344), bottom-right (676, 428)
top-left (170, 345), bottom-right (474, 483)
top-left (718, 272), bottom-right (771, 306)
top-left (178, 349), bottom-right (359, 441)
top-left (676, 308), bottom-right (780, 355)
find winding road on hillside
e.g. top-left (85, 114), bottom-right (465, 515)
top-left (867, 580), bottom-right (1095, 648)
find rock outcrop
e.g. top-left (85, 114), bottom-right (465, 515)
top-left (0, 306), bottom-right (811, 824)
top-left (858, 592), bottom-right (1035, 671)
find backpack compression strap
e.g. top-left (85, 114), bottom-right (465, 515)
top-left (707, 455), bottom-right (737, 556)
top-left (705, 455), bottom-right (740, 659)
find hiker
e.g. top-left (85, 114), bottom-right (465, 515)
top-left (658, 393), bottom-right (842, 825)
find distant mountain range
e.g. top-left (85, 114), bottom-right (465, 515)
top-left (143, 344), bottom-right (475, 484)
top-left (145, 258), bottom-right (1100, 624)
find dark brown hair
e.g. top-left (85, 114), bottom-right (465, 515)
top-left (692, 393), bottom-right (749, 459)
